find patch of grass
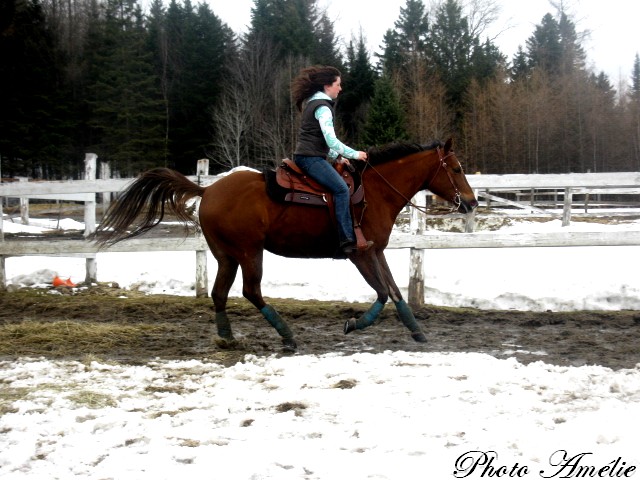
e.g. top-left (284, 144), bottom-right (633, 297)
top-left (144, 384), bottom-right (194, 395)
top-left (66, 390), bottom-right (117, 409)
top-left (275, 401), bottom-right (307, 416)
top-left (332, 379), bottom-right (357, 389)
top-left (0, 320), bottom-right (175, 357)
top-left (0, 387), bottom-right (30, 415)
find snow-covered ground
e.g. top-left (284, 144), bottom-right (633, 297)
top-left (1, 210), bottom-right (639, 479)
top-left (2, 352), bottom-right (640, 480)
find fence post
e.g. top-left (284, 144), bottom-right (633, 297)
top-left (408, 191), bottom-right (426, 308)
top-left (0, 256), bottom-right (5, 291)
top-left (84, 153), bottom-right (98, 283)
top-left (562, 187), bottom-right (573, 227)
top-left (194, 158), bottom-right (210, 296)
top-left (17, 177), bottom-right (29, 225)
top-left (99, 161), bottom-right (111, 215)
top-left (195, 250), bottom-right (208, 297)
top-left (196, 158), bottom-right (209, 177)
top-left (466, 172), bottom-right (481, 233)
top-left (0, 161), bottom-right (5, 288)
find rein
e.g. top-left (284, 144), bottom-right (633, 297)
top-left (361, 147), bottom-right (462, 215)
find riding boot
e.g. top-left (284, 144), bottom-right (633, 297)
top-left (353, 225), bottom-right (373, 251)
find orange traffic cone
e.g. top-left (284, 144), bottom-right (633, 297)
top-left (53, 276), bottom-right (76, 287)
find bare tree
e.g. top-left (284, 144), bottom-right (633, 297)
top-left (462, 0), bottom-right (501, 40)
top-left (400, 62), bottom-right (454, 143)
top-left (210, 36), bottom-right (309, 171)
top-left (209, 82), bottom-right (251, 170)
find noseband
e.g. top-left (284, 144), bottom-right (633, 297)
top-left (364, 147), bottom-right (463, 214)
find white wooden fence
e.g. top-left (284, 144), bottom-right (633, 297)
top-left (2, 157), bottom-right (639, 306)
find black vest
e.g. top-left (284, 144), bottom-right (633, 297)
top-left (294, 98), bottom-right (335, 158)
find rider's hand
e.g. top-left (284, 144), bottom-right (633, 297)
top-left (356, 151), bottom-right (368, 161)
top-left (337, 156), bottom-right (354, 172)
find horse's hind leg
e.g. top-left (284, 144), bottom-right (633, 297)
top-left (344, 255), bottom-right (389, 332)
top-left (239, 251), bottom-right (297, 352)
top-left (211, 252), bottom-right (239, 344)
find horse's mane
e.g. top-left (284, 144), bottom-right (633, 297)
top-left (362, 140), bottom-right (443, 168)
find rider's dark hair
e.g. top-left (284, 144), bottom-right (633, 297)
top-left (291, 65), bottom-right (341, 112)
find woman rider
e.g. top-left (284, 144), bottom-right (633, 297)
top-left (291, 65), bottom-right (372, 254)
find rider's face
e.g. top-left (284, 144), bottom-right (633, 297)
top-left (323, 77), bottom-right (342, 100)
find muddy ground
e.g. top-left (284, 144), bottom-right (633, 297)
top-left (2, 204), bottom-right (639, 369)
top-left (1, 287), bottom-right (639, 370)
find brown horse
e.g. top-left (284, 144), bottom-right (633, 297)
top-left (95, 138), bottom-right (477, 351)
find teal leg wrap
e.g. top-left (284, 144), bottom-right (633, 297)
top-left (261, 305), bottom-right (294, 340)
top-left (215, 311), bottom-right (233, 339)
top-left (394, 299), bottom-right (420, 333)
top-left (355, 300), bottom-right (385, 330)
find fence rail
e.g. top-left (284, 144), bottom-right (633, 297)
top-left (2, 159), bottom-right (640, 304)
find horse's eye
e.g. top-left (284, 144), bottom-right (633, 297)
top-left (453, 167), bottom-right (462, 174)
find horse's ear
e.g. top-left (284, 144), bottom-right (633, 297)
top-left (444, 137), bottom-right (453, 152)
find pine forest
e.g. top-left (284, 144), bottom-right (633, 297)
top-left (1, 0), bottom-right (640, 179)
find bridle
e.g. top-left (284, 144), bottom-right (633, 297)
top-left (432, 146), bottom-right (463, 211)
top-left (361, 146), bottom-right (463, 215)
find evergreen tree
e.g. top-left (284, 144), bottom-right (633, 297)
top-left (0, 0), bottom-right (75, 177)
top-left (469, 38), bottom-right (504, 83)
top-left (376, 28), bottom-right (404, 75)
top-left (88, 0), bottom-right (166, 175)
top-left (146, 0), bottom-right (170, 166)
top-left (524, 8), bottom-right (586, 78)
top-left (248, 0), bottom-right (317, 61)
top-left (247, 0), bottom-right (341, 66)
top-left (339, 33), bottom-right (376, 145)
top-left (631, 53), bottom-right (640, 169)
top-left (314, 11), bottom-right (341, 66)
top-left (376, 0), bottom-right (428, 75)
top-left (630, 53), bottom-right (640, 101)
top-left (394, 0), bottom-right (429, 57)
top-left (526, 13), bottom-right (562, 75)
top-left (557, 10), bottom-right (586, 75)
top-left (510, 46), bottom-right (530, 81)
top-left (427, 0), bottom-right (473, 110)
top-left (362, 75), bottom-right (407, 146)
top-left (162, 0), bottom-right (235, 172)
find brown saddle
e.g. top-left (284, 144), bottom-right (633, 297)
top-left (274, 158), bottom-right (364, 207)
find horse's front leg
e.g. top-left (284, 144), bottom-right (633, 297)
top-left (344, 252), bottom-right (427, 342)
top-left (378, 252), bottom-right (427, 342)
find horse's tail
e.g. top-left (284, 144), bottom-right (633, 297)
top-left (94, 167), bottom-right (205, 246)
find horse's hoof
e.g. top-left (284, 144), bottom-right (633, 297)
top-left (282, 338), bottom-right (297, 353)
top-left (411, 331), bottom-right (427, 343)
top-left (344, 318), bottom-right (356, 334)
top-left (215, 336), bottom-right (240, 349)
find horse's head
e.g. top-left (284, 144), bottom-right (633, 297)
top-left (424, 138), bottom-right (478, 213)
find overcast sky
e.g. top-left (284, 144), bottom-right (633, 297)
top-left (200, 0), bottom-right (639, 85)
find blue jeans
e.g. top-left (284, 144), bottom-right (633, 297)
top-left (294, 155), bottom-right (354, 244)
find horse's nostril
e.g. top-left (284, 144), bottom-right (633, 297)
top-left (459, 199), bottom-right (478, 213)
